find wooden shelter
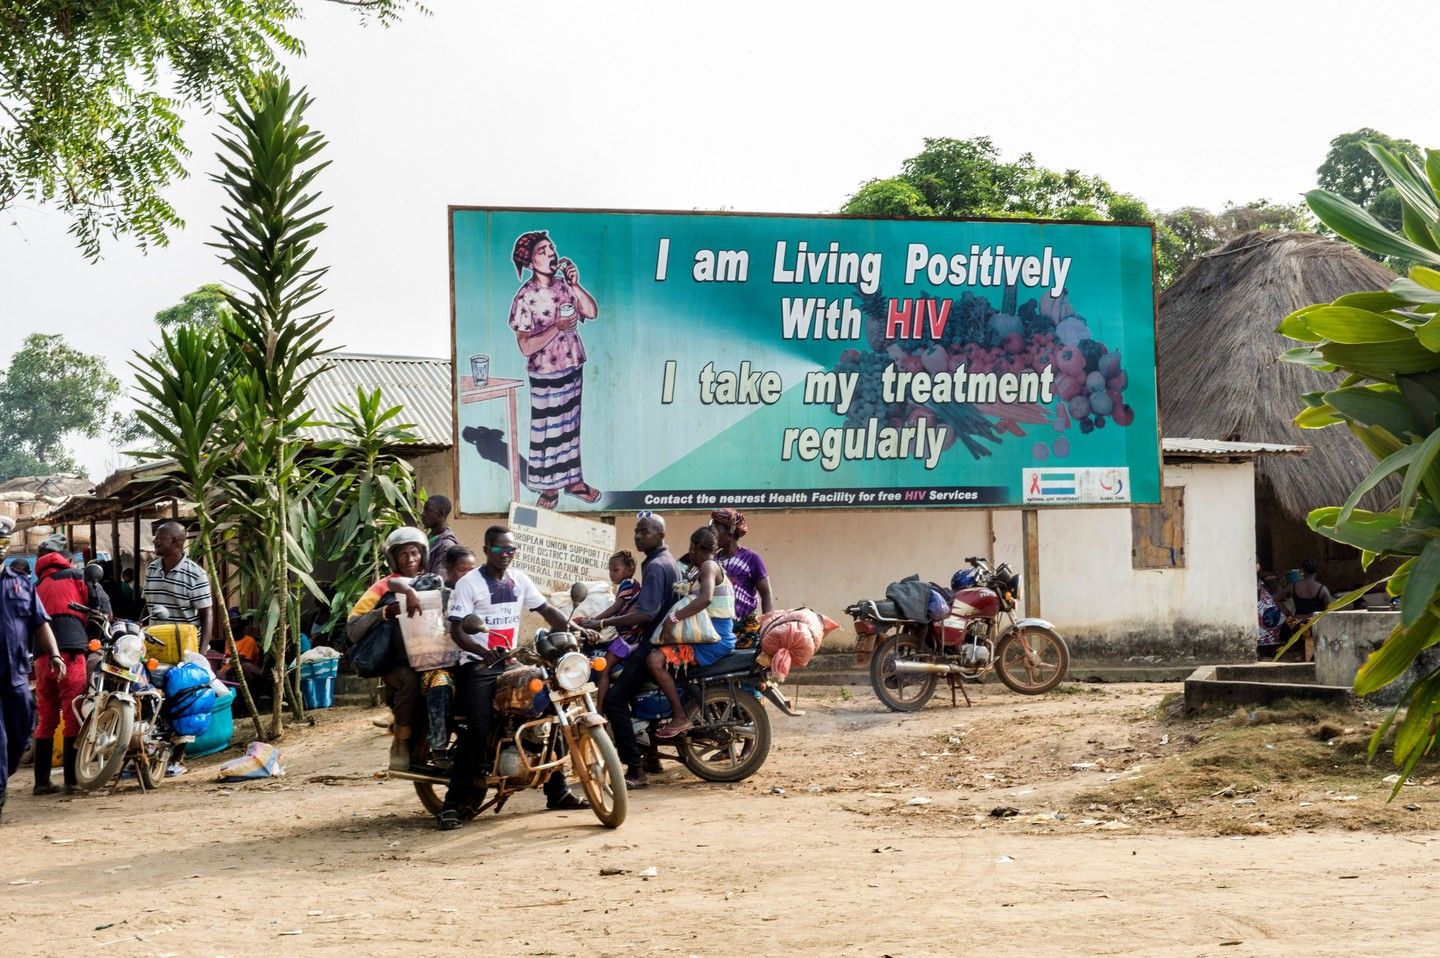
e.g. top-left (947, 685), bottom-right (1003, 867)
top-left (1157, 230), bottom-right (1396, 579)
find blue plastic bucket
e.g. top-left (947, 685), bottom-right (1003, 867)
top-left (301, 658), bottom-right (339, 709)
top-left (188, 687), bottom-right (237, 758)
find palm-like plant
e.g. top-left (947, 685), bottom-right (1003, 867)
top-left (209, 70), bottom-right (333, 736)
top-left (130, 324), bottom-right (266, 741)
top-left (1281, 141), bottom-right (1440, 787)
top-left (311, 387), bottom-right (424, 638)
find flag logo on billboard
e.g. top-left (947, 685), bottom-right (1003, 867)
top-left (1023, 467), bottom-right (1131, 504)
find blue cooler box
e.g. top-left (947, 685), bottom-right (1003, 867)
top-left (188, 687), bottom-right (237, 758)
top-left (301, 658), bottom-right (339, 709)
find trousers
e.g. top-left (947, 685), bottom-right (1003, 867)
top-left (602, 642), bottom-right (651, 767)
top-left (1, 674), bottom-right (34, 792)
top-left (34, 650), bottom-right (87, 739)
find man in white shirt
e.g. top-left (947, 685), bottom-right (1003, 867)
top-left (437, 525), bottom-right (587, 829)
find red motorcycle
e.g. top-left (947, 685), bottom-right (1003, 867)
top-left (845, 557), bottom-right (1069, 711)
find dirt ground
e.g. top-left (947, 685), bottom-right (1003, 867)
top-left (5, 681), bottom-right (1440, 957)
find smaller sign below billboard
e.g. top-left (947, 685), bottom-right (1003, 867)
top-left (1021, 467), bottom-right (1130, 504)
top-left (507, 503), bottom-right (616, 594)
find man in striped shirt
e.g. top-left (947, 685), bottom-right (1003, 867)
top-left (143, 522), bottom-right (214, 777)
top-left (143, 522), bottom-right (214, 652)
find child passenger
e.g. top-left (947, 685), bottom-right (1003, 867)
top-left (587, 551), bottom-right (642, 706)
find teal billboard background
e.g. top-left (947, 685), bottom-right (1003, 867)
top-left (451, 208), bottom-right (1159, 514)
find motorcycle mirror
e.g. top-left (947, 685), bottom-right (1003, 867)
top-left (569, 582), bottom-right (589, 607)
top-left (84, 562), bottom-right (104, 584)
top-left (461, 613), bottom-right (486, 635)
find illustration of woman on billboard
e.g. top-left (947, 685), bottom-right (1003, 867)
top-left (509, 230), bottom-right (601, 509)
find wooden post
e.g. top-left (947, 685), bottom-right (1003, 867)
top-left (1021, 508), bottom-right (1041, 618)
top-left (132, 511), bottom-right (142, 587)
top-left (111, 514), bottom-right (120, 567)
top-left (88, 517), bottom-right (97, 562)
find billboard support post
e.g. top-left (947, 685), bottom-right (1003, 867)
top-left (1022, 507), bottom-right (1041, 618)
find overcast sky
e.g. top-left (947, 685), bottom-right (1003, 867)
top-left (2, 0), bottom-right (1434, 478)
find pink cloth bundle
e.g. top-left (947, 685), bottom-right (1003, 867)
top-left (758, 608), bottom-right (839, 681)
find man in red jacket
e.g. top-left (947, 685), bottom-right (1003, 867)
top-left (33, 537), bottom-right (105, 795)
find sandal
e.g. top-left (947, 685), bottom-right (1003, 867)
top-left (436, 808), bottom-right (462, 831)
top-left (655, 719), bottom-right (693, 740)
top-left (624, 767), bottom-right (649, 789)
top-left (546, 790), bottom-right (592, 811)
top-left (564, 482), bottom-right (602, 503)
top-left (536, 491), bottom-right (559, 509)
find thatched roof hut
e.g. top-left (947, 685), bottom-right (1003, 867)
top-left (1158, 231), bottom-right (1397, 572)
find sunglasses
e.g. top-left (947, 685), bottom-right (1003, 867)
top-left (486, 545), bottom-right (517, 556)
top-left (636, 511), bottom-right (654, 519)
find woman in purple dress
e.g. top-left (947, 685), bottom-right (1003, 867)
top-left (509, 230), bottom-right (602, 509)
top-left (709, 509), bottom-right (773, 648)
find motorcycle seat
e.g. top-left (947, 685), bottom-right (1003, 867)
top-left (689, 649), bottom-right (759, 679)
top-left (873, 599), bottom-right (902, 619)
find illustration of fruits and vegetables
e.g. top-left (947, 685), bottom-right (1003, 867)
top-left (831, 286), bottom-right (1138, 461)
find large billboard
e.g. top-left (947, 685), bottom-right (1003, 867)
top-left (450, 208), bottom-right (1159, 515)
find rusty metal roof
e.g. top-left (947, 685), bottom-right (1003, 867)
top-left (299, 352), bottom-right (451, 447)
top-left (1162, 437), bottom-right (1308, 460)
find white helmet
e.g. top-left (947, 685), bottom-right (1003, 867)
top-left (384, 526), bottom-right (428, 567)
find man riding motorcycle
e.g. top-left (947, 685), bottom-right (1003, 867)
top-left (346, 526), bottom-right (427, 770)
top-left (437, 524), bottom-right (589, 830)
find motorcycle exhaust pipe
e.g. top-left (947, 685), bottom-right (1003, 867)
top-left (893, 659), bottom-right (969, 676)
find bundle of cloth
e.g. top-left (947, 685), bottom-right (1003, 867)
top-left (757, 608), bottom-right (839, 681)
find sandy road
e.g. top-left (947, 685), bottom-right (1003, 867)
top-left (3, 684), bottom-right (1437, 957)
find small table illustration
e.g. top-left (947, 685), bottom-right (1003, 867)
top-left (460, 376), bottom-right (525, 503)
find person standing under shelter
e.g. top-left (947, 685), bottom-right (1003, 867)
top-left (0, 516), bottom-right (67, 823)
top-left (596, 513), bottom-right (682, 789)
top-left (143, 521), bottom-right (214, 776)
top-left (422, 496), bottom-right (460, 578)
top-left (1274, 559), bottom-right (1332, 662)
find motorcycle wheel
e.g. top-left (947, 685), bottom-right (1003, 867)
top-left (869, 632), bottom-right (938, 712)
top-left (74, 698), bottom-right (134, 792)
top-left (678, 687), bottom-right (772, 783)
top-left (995, 625), bottom-right (1070, 694)
top-left (572, 724), bottom-right (627, 827)
top-left (135, 734), bottom-right (173, 790)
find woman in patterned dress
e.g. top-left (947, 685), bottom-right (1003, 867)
top-left (509, 230), bottom-right (602, 509)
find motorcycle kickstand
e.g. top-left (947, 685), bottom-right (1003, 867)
top-left (947, 676), bottom-right (972, 708)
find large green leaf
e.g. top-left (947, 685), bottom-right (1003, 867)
top-left (1368, 143), bottom-right (1440, 223)
top-left (1323, 385), bottom-right (1413, 437)
top-left (1319, 339), bottom-right (1440, 380)
top-left (1396, 371), bottom-right (1440, 433)
top-left (1338, 443), bottom-right (1422, 523)
top-left (1306, 189), bottom-right (1440, 264)
top-left (1310, 506), bottom-right (1438, 556)
top-left (1354, 610), bottom-right (1440, 695)
top-left (1304, 306), bottom-right (1413, 343)
top-left (1402, 538), bottom-right (1440, 627)
top-left (1400, 428), bottom-right (1440, 517)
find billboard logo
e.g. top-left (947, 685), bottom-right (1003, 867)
top-left (1023, 467), bottom-right (1131, 504)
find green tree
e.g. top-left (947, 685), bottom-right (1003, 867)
top-left (842, 137), bottom-right (1186, 282)
top-left (0, 0), bottom-right (420, 259)
top-left (1317, 128), bottom-right (1422, 232)
top-left (0, 333), bottom-right (123, 478)
top-left (1278, 138), bottom-right (1440, 787)
top-left (116, 284), bottom-right (235, 450)
top-left (1159, 199), bottom-right (1313, 280)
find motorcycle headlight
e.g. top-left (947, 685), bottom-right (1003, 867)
top-left (554, 651), bottom-right (591, 692)
top-left (112, 633), bottom-right (144, 669)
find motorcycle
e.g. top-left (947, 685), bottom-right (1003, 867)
top-left (67, 603), bottom-right (189, 790)
top-left (846, 556), bottom-right (1069, 711)
top-left (603, 643), bottom-right (804, 783)
top-left (388, 584), bottom-right (629, 828)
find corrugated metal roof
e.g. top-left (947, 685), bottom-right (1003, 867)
top-left (299, 353), bottom-right (451, 447)
top-left (1162, 437), bottom-right (1307, 458)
